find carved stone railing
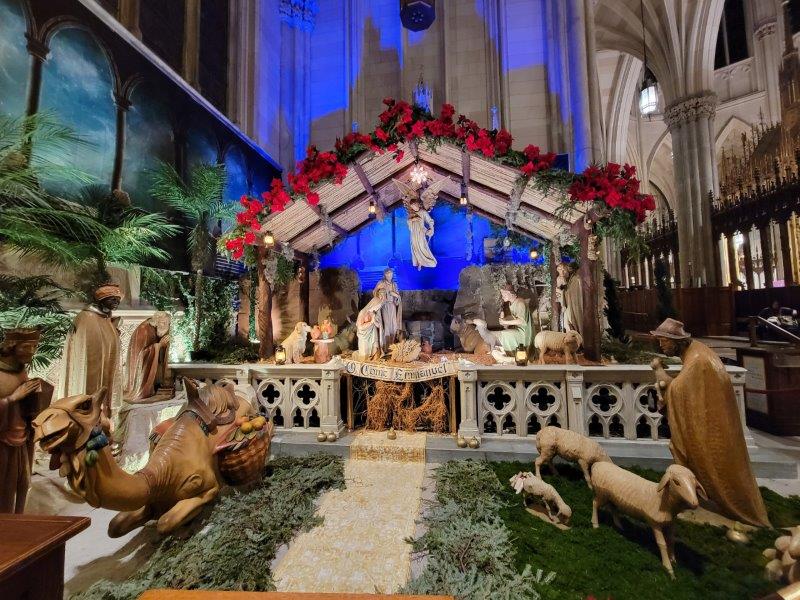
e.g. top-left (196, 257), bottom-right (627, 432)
top-left (457, 364), bottom-right (751, 446)
top-left (169, 363), bottom-right (344, 436)
top-left (170, 362), bottom-right (750, 448)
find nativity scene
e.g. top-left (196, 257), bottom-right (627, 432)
top-left (1, 1), bottom-right (800, 599)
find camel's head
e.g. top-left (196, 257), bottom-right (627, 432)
top-left (509, 471), bottom-right (535, 494)
top-left (658, 464), bottom-right (707, 510)
top-left (33, 388), bottom-right (105, 454)
top-left (184, 378), bottom-right (245, 426)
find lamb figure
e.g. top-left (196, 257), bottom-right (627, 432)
top-left (764, 526), bottom-right (800, 584)
top-left (534, 330), bottom-right (583, 364)
top-left (535, 425), bottom-right (611, 488)
top-left (509, 471), bottom-right (572, 526)
top-left (590, 462), bottom-right (707, 579)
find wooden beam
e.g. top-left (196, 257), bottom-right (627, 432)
top-left (352, 161), bottom-right (385, 219)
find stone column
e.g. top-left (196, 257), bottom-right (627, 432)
top-left (583, 0), bottom-right (604, 163)
top-left (754, 19), bottom-right (782, 123)
top-left (566, 0), bottom-right (594, 169)
top-left (183, 0), bottom-right (201, 87)
top-left (278, 0), bottom-right (315, 170)
top-left (227, 0), bottom-right (257, 133)
top-left (779, 219), bottom-right (796, 285)
top-left (320, 364), bottom-right (344, 435)
top-left (457, 365), bottom-right (480, 438)
top-left (118, 0), bottom-right (142, 39)
top-left (664, 94), bottom-right (720, 287)
top-left (760, 223), bottom-right (774, 288)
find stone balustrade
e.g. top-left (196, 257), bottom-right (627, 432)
top-left (169, 361), bottom-right (750, 448)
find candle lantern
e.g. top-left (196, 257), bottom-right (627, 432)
top-left (274, 345), bottom-right (287, 365)
top-left (515, 344), bottom-right (528, 366)
top-left (264, 231), bottom-right (275, 247)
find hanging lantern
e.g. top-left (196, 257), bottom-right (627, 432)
top-left (264, 231), bottom-right (275, 247)
top-left (515, 344), bottom-right (528, 366)
top-left (529, 248), bottom-right (539, 260)
top-left (639, 76), bottom-right (658, 116)
top-left (459, 182), bottom-right (468, 207)
top-left (369, 199), bottom-right (377, 215)
top-left (400, 0), bottom-right (435, 32)
top-left (274, 345), bottom-right (287, 365)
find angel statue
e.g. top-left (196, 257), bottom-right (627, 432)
top-left (392, 176), bottom-right (450, 270)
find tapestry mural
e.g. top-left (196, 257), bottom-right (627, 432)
top-left (39, 27), bottom-right (117, 197)
top-left (0, 0), bottom-right (28, 119)
top-left (0, 0), bottom-right (280, 225)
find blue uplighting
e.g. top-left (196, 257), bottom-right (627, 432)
top-left (320, 202), bottom-right (543, 291)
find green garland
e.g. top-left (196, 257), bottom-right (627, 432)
top-left (70, 454), bottom-right (344, 599)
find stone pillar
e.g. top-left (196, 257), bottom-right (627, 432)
top-left (320, 364), bottom-right (344, 435)
top-left (583, 0), bottom-right (604, 163)
top-left (779, 219), bottom-right (796, 285)
top-left (566, 0), bottom-right (594, 169)
top-left (227, 0), bottom-right (257, 133)
top-left (278, 0), bottom-right (315, 170)
top-left (742, 228), bottom-right (755, 290)
top-left (565, 370), bottom-right (585, 434)
top-left (183, 0), bottom-right (201, 87)
top-left (118, 0), bottom-right (142, 39)
top-left (754, 19), bottom-right (782, 123)
top-left (457, 365), bottom-right (480, 438)
top-left (760, 223), bottom-right (774, 288)
top-left (664, 94), bottom-right (720, 287)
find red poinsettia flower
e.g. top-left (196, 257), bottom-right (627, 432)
top-left (306, 191), bottom-right (320, 206)
top-left (374, 127), bottom-right (389, 142)
top-left (409, 120), bottom-right (426, 139)
top-left (440, 103), bottom-right (455, 121)
top-left (244, 231), bottom-right (256, 244)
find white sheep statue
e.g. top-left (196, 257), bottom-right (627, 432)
top-left (535, 426), bottom-right (612, 488)
top-left (509, 471), bottom-right (572, 526)
top-left (534, 330), bottom-right (582, 365)
top-left (590, 462), bottom-right (707, 579)
top-left (764, 526), bottom-right (800, 584)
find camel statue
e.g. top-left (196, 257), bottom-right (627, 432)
top-left (33, 379), bottom-right (252, 537)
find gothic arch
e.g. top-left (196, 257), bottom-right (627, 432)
top-left (715, 115), bottom-right (751, 157)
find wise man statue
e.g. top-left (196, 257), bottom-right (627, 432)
top-left (0, 328), bottom-right (52, 513)
top-left (372, 267), bottom-right (402, 352)
top-left (123, 311), bottom-right (173, 403)
top-left (57, 283), bottom-right (123, 424)
top-left (650, 318), bottom-right (770, 527)
top-left (495, 284), bottom-right (534, 355)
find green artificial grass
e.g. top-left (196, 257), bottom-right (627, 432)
top-left (490, 460), bottom-right (800, 600)
top-left (71, 454), bottom-right (344, 600)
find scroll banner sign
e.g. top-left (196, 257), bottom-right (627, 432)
top-left (342, 359), bottom-right (459, 382)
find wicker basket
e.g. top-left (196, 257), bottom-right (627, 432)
top-left (218, 424), bottom-right (272, 486)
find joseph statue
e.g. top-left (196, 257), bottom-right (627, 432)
top-left (56, 283), bottom-right (123, 423)
top-left (0, 328), bottom-right (52, 513)
top-left (650, 318), bottom-right (770, 527)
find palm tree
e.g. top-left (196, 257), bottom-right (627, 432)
top-left (0, 275), bottom-right (74, 371)
top-left (149, 162), bottom-right (232, 352)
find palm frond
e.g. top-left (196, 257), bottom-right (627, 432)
top-left (98, 211), bottom-right (179, 266)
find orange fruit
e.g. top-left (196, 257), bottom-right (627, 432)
top-left (240, 421), bottom-right (253, 434)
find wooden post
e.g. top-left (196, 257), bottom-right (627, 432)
top-left (760, 224), bottom-right (774, 288)
top-left (256, 246), bottom-right (274, 360)
top-left (549, 242), bottom-right (560, 331)
top-left (779, 219), bottom-right (795, 286)
top-left (346, 374), bottom-right (354, 431)
top-left (448, 375), bottom-right (457, 434)
top-left (742, 229), bottom-right (755, 290)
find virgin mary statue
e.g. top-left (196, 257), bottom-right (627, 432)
top-left (356, 290), bottom-right (386, 360)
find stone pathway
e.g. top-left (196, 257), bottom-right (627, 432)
top-left (272, 431), bottom-right (426, 594)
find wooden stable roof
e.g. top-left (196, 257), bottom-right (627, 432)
top-left (265, 142), bottom-right (575, 254)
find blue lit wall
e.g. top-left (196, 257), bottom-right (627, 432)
top-left (0, 0), bottom-right (28, 120)
top-left (320, 203), bottom-right (543, 291)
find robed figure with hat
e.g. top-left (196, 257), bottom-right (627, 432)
top-left (57, 283), bottom-right (123, 423)
top-left (0, 328), bottom-right (52, 512)
top-left (650, 318), bottom-right (770, 527)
